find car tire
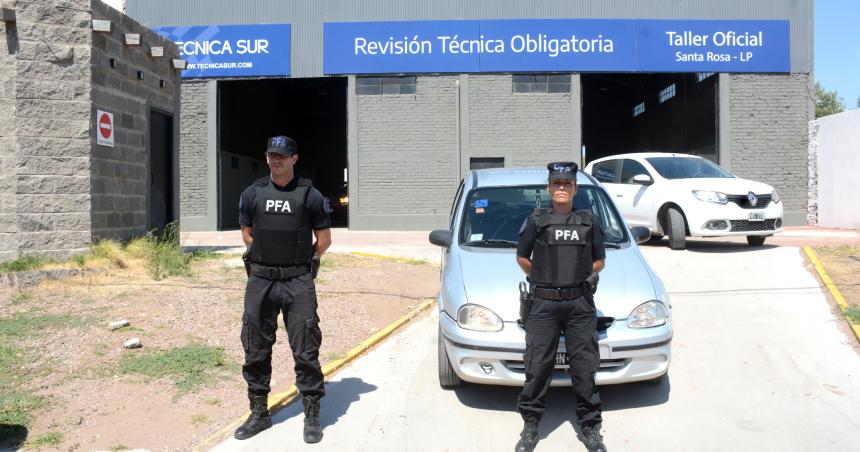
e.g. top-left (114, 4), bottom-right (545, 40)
top-left (438, 327), bottom-right (462, 389)
top-left (747, 235), bottom-right (766, 247)
top-left (666, 208), bottom-right (686, 250)
top-left (643, 371), bottom-right (668, 385)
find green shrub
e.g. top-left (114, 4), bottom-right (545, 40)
top-left (0, 255), bottom-right (54, 273)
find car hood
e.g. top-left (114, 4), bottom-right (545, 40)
top-left (457, 246), bottom-right (658, 320)
top-left (666, 177), bottom-right (773, 195)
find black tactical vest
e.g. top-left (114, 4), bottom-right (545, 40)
top-left (248, 177), bottom-right (314, 266)
top-left (528, 208), bottom-right (594, 287)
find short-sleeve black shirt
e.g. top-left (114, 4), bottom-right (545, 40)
top-left (516, 209), bottom-right (606, 261)
top-left (238, 177), bottom-right (332, 230)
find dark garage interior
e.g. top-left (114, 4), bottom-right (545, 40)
top-left (217, 77), bottom-right (348, 229)
top-left (581, 73), bottom-right (718, 165)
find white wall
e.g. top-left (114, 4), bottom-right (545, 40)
top-left (813, 109), bottom-right (860, 228)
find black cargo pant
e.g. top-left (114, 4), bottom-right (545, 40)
top-left (517, 295), bottom-right (603, 427)
top-left (241, 272), bottom-right (325, 399)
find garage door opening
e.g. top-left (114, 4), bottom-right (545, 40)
top-left (581, 73), bottom-right (718, 165)
top-left (217, 77), bottom-right (348, 229)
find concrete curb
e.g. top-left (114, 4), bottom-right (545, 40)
top-left (194, 297), bottom-right (436, 451)
top-left (802, 246), bottom-right (860, 343)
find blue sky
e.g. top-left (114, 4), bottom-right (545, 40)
top-left (815, 0), bottom-right (860, 108)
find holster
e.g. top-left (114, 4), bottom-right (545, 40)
top-left (584, 272), bottom-right (599, 301)
top-left (242, 249), bottom-right (251, 277)
top-left (311, 254), bottom-right (321, 279)
top-left (518, 281), bottom-right (533, 327)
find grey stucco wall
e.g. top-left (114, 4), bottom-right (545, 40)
top-left (5, 0), bottom-right (94, 259)
top-left (728, 73), bottom-right (812, 226)
top-left (177, 81), bottom-right (208, 219)
top-left (352, 76), bottom-right (459, 230)
top-left (90, 0), bottom-right (179, 241)
top-left (809, 109), bottom-right (860, 228)
top-left (468, 74), bottom-right (579, 167)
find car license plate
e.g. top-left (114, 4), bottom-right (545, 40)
top-left (748, 211), bottom-right (765, 221)
top-left (555, 353), bottom-right (567, 366)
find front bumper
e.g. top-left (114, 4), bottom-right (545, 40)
top-left (439, 309), bottom-right (672, 386)
top-left (685, 199), bottom-right (784, 237)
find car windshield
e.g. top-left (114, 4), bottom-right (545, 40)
top-left (645, 157), bottom-right (733, 179)
top-left (459, 185), bottom-right (628, 247)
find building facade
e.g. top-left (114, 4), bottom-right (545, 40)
top-left (0, 0), bottom-right (180, 260)
top-left (127, 0), bottom-right (813, 231)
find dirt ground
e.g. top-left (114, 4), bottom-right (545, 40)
top-left (814, 245), bottom-right (860, 315)
top-left (0, 253), bottom-right (439, 451)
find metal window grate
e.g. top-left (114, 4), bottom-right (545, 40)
top-left (658, 83), bottom-right (676, 103)
top-left (356, 76), bottom-right (417, 95)
top-left (513, 74), bottom-right (570, 94)
top-left (632, 102), bottom-right (645, 117)
top-left (696, 72), bottom-right (714, 82)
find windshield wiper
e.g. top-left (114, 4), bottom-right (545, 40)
top-left (463, 239), bottom-right (518, 247)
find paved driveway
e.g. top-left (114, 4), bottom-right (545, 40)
top-left (213, 243), bottom-right (860, 451)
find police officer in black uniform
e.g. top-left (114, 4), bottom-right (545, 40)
top-left (514, 162), bottom-right (607, 452)
top-left (234, 136), bottom-right (332, 444)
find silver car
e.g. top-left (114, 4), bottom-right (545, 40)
top-left (429, 167), bottom-right (672, 388)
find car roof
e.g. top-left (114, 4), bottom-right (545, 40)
top-left (590, 152), bottom-right (703, 163)
top-left (465, 167), bottom-right (597, 188)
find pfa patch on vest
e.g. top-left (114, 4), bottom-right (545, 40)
top-left (263, 199), bottom-right (295, 215)
top-left (547, 225), bottom-right (587, 245)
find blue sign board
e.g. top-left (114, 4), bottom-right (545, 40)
top-left (323, 19), bottom-right (790, 74)
top-left (153, 24), bottom-right (291, 78)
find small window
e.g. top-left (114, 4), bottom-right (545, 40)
top-left (620, 159), bottom-right (650, 184)
top-left (658, 84), bottom-right (676, 103)
top-left (470, 157), bottom-right (504, 170)
top-left (513, 74), bottom-right (570, 94)
top-left (592, 160), bottom-right (619, 183)
top-left (632, 102), bottom-right (645, 117)
top-left (356, 76), bottom-right (417, 95)
top-left (696, 72), bottom-right (714, 82)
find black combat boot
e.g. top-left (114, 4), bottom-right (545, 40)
top-left (580, 424), bottom-right (607, 452)
top-left (302, 396), bottom-right (323, 443)
top-left (234, 395), bottom-right (272, 440)
top-left (514, 420), bottom-right (539, 452)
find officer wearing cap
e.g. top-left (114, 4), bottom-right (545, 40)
top-left (234, 135), bottom-right (332, 444)
top-left (513, 162), bottom-right (607, 452)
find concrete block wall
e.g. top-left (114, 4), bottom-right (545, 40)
top-left (729, 73), bottom-right (812, 226)
top-left (7, 0), bottom-right (93, 259)
top-left (178, 80), bottom-right (208, 219)
top-left (0, 4), bottom-right (17, 261)
top-left (89, 0), bottom-right (179, 240)
top-left (353, 76), bottom-right (458, 229)
top-left (468, 75), bottom-right (579, 167)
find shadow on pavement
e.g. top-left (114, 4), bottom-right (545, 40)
top-left (270, 377), bottom-right (378, 429)
top-left (453, 376), bottom-right (670, 440)
top-left (641, 238), bottom-right (779, 253)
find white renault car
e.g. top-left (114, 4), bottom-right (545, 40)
top-left (585, 152), bottom-right (783, 250)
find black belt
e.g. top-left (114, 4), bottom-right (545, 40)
top-left (250, 263), bottom-right (310, 280)
top-left (530, 284), bottom-right (585, 301)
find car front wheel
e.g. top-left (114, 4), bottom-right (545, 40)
top-left (438, 327), bottom-right (462, 389)
top-left (747, 235), bottom-right (766, 246)
top-left (666, 207), bottom-right (686, 250)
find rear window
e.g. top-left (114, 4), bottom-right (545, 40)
top-left (646, 157), bottom-right (733, 179)
top-left (459, 185), bottom-right (628, 247)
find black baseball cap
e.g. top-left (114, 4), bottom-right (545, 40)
top-left (547, 162), bottom-right (578, 182)
top-left (265, 135), bottom-right (298, 156)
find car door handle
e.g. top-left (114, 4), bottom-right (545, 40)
top-left (616, 194), bottom-right (623, 197)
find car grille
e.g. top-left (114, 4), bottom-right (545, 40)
top-left (504, 358), bottom-right (629, 372)
top-left (727, 194), bottom-right (772, 209)
top-left (730, 219), bottom-right (777, 232)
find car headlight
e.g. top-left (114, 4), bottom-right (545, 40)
top-left (627, 301), bottom-right (668, 328)
top-left (692, 190), bottom-right (728, 204)
top-left (457, 304), bottom-right (503, 332)
top-left (771, 190), bottom-right (780, 204)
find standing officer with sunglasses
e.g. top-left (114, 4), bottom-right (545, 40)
top-left (514, 162), bottom-right (607, 452)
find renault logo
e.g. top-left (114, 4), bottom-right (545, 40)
top-left (748, 192), bottom-right (758, 207)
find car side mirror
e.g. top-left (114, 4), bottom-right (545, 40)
top-left (630, 226), bottom-right (650, 244)
top-left (429, 229), bottom-right (453, 248)
top-left (632, 174), bottom-right (654, 186)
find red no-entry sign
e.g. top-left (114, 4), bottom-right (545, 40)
top-left (96, 110), bottom-right (114, 147)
